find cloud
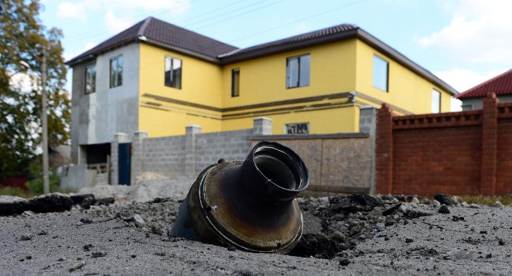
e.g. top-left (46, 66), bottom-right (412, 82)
top-left (418, 0), bottom-right (512, 64)
top-left (435, 68), bottom-right (505, 92)
top-left (293, 22), bottom-right (313, 34)
top-left (9, 72), bottom-right (35, 93)
top-left (117, 0), bottom-right (190, 14)
top-left (105, 12), bottom-right (133, 34)
top-left (64, 41), bottom-right (98, 61)
top-left (57, 1), bottom-right (87, 20)
top-left (57, 0), bottom-right (190, 18)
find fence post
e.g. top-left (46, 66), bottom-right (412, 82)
top-left (480, 93), bottom-right (498, 195)
top-left (253, 117), bottom-right (273, 135)
top-left (360, 107), bottom-right (377, 195)
top-left (131, 131), bottom-right (148, 186)
top-left (185, 125), bottom-right (202, 177)
top-left (376, 104), bottom-right (393, 194)
top-left (111, 132), bottom-right (130, 185)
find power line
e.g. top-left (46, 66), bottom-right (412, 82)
top-left (232, 0), bottom-right (369, 45)
top-left (187, 0), bottom-right (279, 29)
top-left (179, 0), bottom-right (261, 26)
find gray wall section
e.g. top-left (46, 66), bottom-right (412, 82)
top-left (125, 115), bottom-right (376, 193)
top-left (462, 96), bottom-right (512, 111)
top-left (71, 44), bottom-right (140, 163)
top-left (138, 129), bottom-right (252, 179)
top-left (141, 136), bottom-right (186, 179)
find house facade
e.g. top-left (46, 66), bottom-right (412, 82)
top-left (67, 17), bottom-right (457, 167)
top-left (458, 69), bottom-right (512, 111)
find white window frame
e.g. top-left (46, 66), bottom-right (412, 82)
top-left (109, 55), bottom-right (123, 88)
top-left (84, 63), bottom-right (96, 94)
top-left (373, 55), bottom-right (389, 92)
top-left (285, 122), bottom-right (310, 134)
top-left (165, 56), bottom-right (182, 89)
top-left (432, 90), bottom-right (441, 113)
top-left (286, 54), bottom-right (310, 89)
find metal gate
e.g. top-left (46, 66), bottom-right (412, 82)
top-left (118, 143), bottom-right (131, 185)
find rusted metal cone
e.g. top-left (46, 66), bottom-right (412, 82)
top-left (171, 141), bottom-right (309, 253)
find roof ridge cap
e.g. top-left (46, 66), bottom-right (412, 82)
top-left (137, 16), bottom-right (153, 37)
top-left (220, 23), bottom-right (359, 57)
top-left (148, 16), bottom-right (238, 49)
top-left (459, 69), bottom-right (512, 95)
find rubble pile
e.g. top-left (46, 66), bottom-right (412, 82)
top-left (80, 193), bottom-right (453, 261)
top-left (0, 193), bottom-right (114, 216)
top-left (86, 198), bottom-right (180, 236)
top-left (291, 194), bottom-right (436, 259)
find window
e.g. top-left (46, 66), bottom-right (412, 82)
top-left (286, 54), bottom-right (310, 88)
top-left (231, 68), bottom-right (240, 97)
top-left (109, 55), bottom-right (123, 88)
top-left (165, 57), bottom-right (182, 89)
top-left (84, 64), bottom-right (96, 94)
top-left (286, 123), bottom-right (309, 134)
top-left (432, 90), bottom-right (441, 113)
top-left (373, 55), bottom-right (388, 91)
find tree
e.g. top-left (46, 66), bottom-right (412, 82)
top-left (0, 0), bottom-right (70, 179)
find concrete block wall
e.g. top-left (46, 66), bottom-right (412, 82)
top-left (140, 135), bottom-right (186, 179)
top-left (107, 110), bottom-right (378, 194)
top-left (194, 129), bottom-right (253, 175)
top-left (132, 118), bottom-right (271, 181)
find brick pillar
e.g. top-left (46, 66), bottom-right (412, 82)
top-left (253, 117), bottom-right (272, 135)
top-left (185, 125), bottom-right (201, 177)
top-left (131, 131), bottom-right (148, 186)
top-left (480, 93), bottom-right (498, 195)
top-left (376, 104), bottom-right (393, 194)
top-left (111, 132), bottom-right (130, 185)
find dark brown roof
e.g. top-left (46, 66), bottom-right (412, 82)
top-left (66, 18), bottom-right (457, 95)
top-left (218, 24), bottom-right (359, 62)
top-left (66, 17), bottom-right (237, 65)
top-left (457, 69), bottom-right (512, 99)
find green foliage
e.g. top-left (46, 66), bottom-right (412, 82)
top-left (26, 172), bottom-right (60, 194)
top-left (0, 186), bottom-right (32, 198)
top-left (461, 195), bottom-right (512, 206)
top-left (26, 157), bottom-right (60, 194)
top-left (0, 0), bottom-right (70, 179)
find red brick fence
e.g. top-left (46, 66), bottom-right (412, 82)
top-left (376, 93), bottom-right (512, 196)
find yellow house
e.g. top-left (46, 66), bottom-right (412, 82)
top-left (67, 17), bottom-right (457, 162)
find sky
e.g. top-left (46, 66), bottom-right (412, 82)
top-left (38, 0), bottom-right (512, 95)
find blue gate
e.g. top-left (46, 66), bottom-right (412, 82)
top-left (118, 143), bottom-right (131, 185)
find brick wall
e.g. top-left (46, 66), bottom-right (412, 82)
top-left (376, 93), bottom-right (512, 196)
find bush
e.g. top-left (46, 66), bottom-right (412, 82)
top-left (26, 158), bottom-right (62, 195)
top-left (0, 186), bottom-right (32, 198)
top-left (26, 172), bottom-right (61, 195)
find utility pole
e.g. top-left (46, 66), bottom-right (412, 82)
top-left (41, 49), bottom-right (50, 194)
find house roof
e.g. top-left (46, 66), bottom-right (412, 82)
top-left (65, 17), bottom-right (238, 65)
top-left (66, 17), bottom-right (458, 95)
top-left (457, 69), bottom-right (512, 99)
top-left (218, 24), bottom-right (359, 62)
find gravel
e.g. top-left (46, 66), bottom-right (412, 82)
top-left (1, 194), bottom-right (511, 275)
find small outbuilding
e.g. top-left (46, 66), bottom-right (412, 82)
top-left (458, 69), bottom-right (512, 110)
